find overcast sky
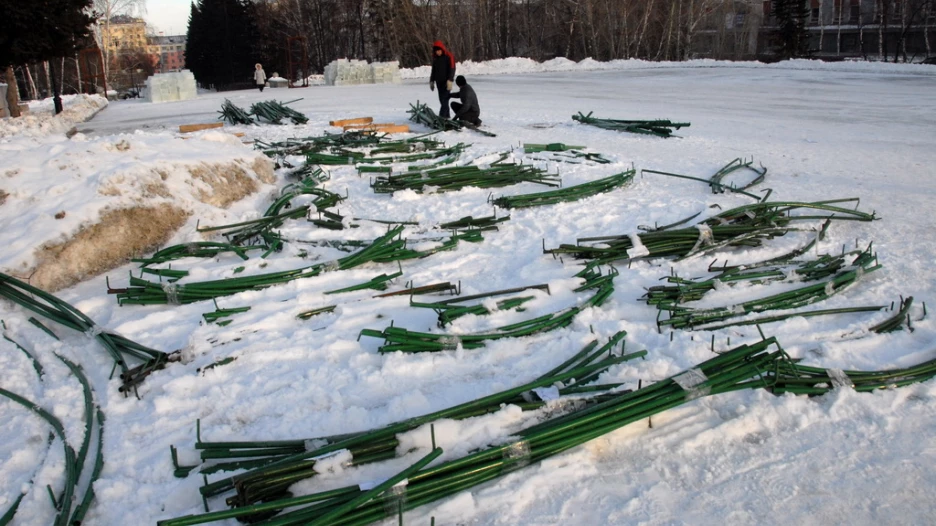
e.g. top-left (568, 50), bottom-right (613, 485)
top-left (145, 0), bottom-right (191, 35)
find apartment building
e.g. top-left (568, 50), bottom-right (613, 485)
top-left (150, 35), bottom-right (187, 72)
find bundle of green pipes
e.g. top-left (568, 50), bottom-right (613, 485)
top-left (114, 226), bottom-right (485, 305)
top-left (572, 111), bottom-right (690, 138)
top-left (285, 164), bottom-right (330, 185)
top-left (409, 283), bottom-right (551, 327)
top-left (358, 267), bottom-right (615, 352)
top-left (437, 214), bottom-right (511, 233)
top-left (546, 200), bottom-right (876, 273)
top-left (769, 353), bottom-right (936, 395)
top-left (869, 296), bottom-right (917, 333)
top-left (523, 142), bottom-right (584, 152)
top-left (265, 181), bottom-right (344, 222)
top-left (363, 143), bottom-right (466, 165)
top-left (522, 142), bottom-right (611, 164)
top-left (370, 162), bottom-right (558, 194)
top-left (407, 101), bottom-right (497, 137)
top-left (256, 131), bottom-right (384, 157)
top-left (217, 99), bottom-right (309, 126)
top-left (164, 335), bottom-right (936, 526)
top-left (250, 100), bottom-right (309, 125)
top-left (218, 99), bottom-right (253, 125)
top-left (491, 168), bottom-right (635, 209)
top-left (655, 244), bottom-right (882, 330)
top-left (307, 142), bottom-right (465, 167)
top-left (202, 301), bottom-right (252, 325)
top-left (193, 183), bottom-right (346, 248)
top-left (160, 334), bottom-right (638, 519)
top-left (131, 242), bottom-right (256, 268)
top-left (0, 272), bottom-right (173, 393)
top-left (407, 101), bottom-right (466, 132)
top-left (521, 142), bottom-right (612, 164)
top-left (644, 157), bottom-right (767, 198)
top-left (370, 137), bottom-right (445, 154)
top-left (1, 328), bottom-right (105, 526)
top-left (645, 247), bottom-right (872, 308)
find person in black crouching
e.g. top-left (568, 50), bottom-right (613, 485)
top-left (449, 75), bottom-right (481, 126)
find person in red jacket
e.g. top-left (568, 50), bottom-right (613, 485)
top-left (429, 40), bottom-right (456, 118)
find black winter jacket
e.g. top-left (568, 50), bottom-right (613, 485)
top-left (450, 84), bottom-right (480, 117)
top-left (431, 54), bottom-right (455, 85)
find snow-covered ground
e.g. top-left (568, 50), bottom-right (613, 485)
top-left (1, 58), bottom-right (936, 525)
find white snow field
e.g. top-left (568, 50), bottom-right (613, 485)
top-left (1, 59), bottom-right (936, 526)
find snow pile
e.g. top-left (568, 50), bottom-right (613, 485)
top-left (0, 94), bottom-right (108, 138)
top-left (0, 130), bottom-right (274, 290)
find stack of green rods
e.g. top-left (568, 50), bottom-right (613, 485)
top-left (0, 272), bottom-right (173, 392)
top-left (491, 168), bottom-right (635, 209)
top-left (572, 111), bottom-right (690, 138)
top-left (114, 226), bottom-right (411, 305)
top-left (546, 200), bottom-right (877, 272)
top-left (645, 248), bottom-right (872, 308)
top-left (371, 163), bottom-right (558, 194)
top-left (249, 100), bottom-right (309, 125)
top-left (655, 245), bottom-right (882, 330)
top-left (160, 337), bottom-right (803, 526)
top-left (218, 99), bottom-right (253, 125)
top-left (360, 267), bottom-right (615, 352)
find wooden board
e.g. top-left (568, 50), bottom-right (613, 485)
top-left (179, 122), bottom-right (224, 133)
top-left (329, 116), bottom-right (373, 127)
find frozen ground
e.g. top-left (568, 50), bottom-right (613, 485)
top-left (1, 58), bottom-right (936, 525)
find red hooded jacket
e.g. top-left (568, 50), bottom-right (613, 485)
top-left (431, 40), bottom-right (456, 83)
top-left (433, 40), bottom-right (456, 68)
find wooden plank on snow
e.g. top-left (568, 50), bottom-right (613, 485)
top-left (329, 116), bottom-right (373, 127)
top-left (179, 122), bottom-right (224, 133)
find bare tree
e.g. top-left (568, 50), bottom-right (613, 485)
top-left (90, 0), bottom-right (147, 85)
top-left (925, 0), bottom-right (933, 56)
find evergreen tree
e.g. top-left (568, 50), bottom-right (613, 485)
top-left (0, 0), bottom-right (94, 68)
top-left (773, 0), bottom-right (811, 59)
top-left (0, 0), bottom-right (95, 114)
top-left (185, 0), bottom-right (260, 90)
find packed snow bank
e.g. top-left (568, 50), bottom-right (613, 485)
top-left (0, 94), bottom-right (108, 138)
top-left (0, 130), bottom-right (274, 291)
top-left (401, 56), bottom-right (936, 79)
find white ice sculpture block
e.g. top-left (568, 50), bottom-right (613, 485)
top-left (144, 70), bottom-right (198, 103)
top-left (323, 59), bottom-right (401, 86)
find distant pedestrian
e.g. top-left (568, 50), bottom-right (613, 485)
top-left (254, 63), bottom-right (267, 92)
top-left (449, 75), bottom-right (481, 126)
top-left (429, 41), bottom-right (456, 118)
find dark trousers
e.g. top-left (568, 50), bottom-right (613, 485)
top-left (450, 102), bottom-right (480, 126)
top-left (436, 82), bottom-right (450, 118)
top-left (258, 83), bottom-right (264, 92)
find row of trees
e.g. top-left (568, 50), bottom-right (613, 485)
top-left (188, 0), bottom-right (738, 85)
top-left (185, 0), bottom-right (763, 89)
top-left (4, 0), bottom-right (932, 107)
top-left (186, 0), bottom-right (933, 91)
